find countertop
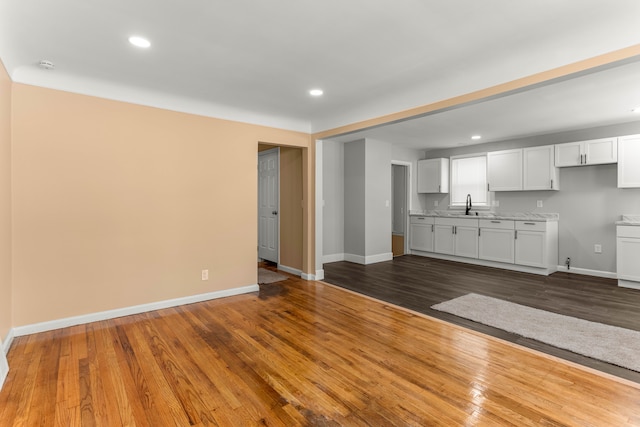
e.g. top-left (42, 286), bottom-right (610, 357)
top-left (616, 214), bottom-right (640, 226)
top-left (408, 210), bottom-right (559, 222)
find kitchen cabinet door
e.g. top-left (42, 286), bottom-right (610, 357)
top-left (515, 230), bottom-right (546, 268)
top-left (410, 224), bottom-right (434, 252)
top-left (454, 225), bottom-right (479, 259)
top-left (617, 134), bottom-right (640, 188)
top-left (434, 225), bottom-right (455, 255)
top-left (555, 138), bottom-right (617, 167)
top-left (487, 149), bottom-right (522, 191)
top-left (417, 158), bottom-right (449, 193)
top-left (479, 228), bottom-right (515, 263)
top-left (523, 145), bottom-right (558, 190)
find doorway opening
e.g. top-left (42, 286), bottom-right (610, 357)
top-left (392, 163), bottom-right (409, 257)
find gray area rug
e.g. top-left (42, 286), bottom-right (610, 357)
top-left (258, 268), bottom-right (287, 284)
top-left (431, 293), bottom-right (640, 372)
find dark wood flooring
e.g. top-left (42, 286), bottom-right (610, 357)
top-left (323, 255), bottom-right (640, 383)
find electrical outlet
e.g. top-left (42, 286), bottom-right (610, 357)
top-left (494, 200), bottom-right (500, 207)
top-left (537, 200), bottom-right (543, 208)
top-left (594, 244), bottom-right (602, 254)
top-left (434, 200), bottom-right (439, 207)
top-left (385, 200), bottom-right (390, 207)
top-left (201, 269), bottom-right (209, 280)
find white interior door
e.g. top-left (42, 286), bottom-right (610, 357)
top-left (258, 148), bottom-right (279, 263)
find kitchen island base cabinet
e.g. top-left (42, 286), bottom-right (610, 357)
top-left (617, 225), bottom-right (640, 289)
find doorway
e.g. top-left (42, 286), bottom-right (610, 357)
top-left (392, 163), bottom-right (408, 257)
top-left (258, 147), bottom-right (279, 263)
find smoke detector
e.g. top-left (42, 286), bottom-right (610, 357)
top-left (38, 60), bottom-right (55, 70)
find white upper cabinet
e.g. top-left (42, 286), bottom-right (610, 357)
top-left (523, 145), bottom-right (559, 191)
top-left (417, 158), bottom-right (449, 193)
top-left (618, 134), bottom-right (640, 188)
top-left (487, 149), bottom-right (522, 191)
top-left (555, 137), bottom-right (618, 167)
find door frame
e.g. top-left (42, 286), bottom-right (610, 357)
top-left (391, 160), bottom-right (412, 255)
top-left (258, 147), bottom-right (280, 263)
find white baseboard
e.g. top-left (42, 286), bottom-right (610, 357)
top-left (2, 329), bottom-right (15, 356)
top-left (323, 253), bottom-right (345, 263)
top-left (618, 279), bottom-right (640, 290)
top-left (344, 252), bottom-right (394, 265)
top-left (315, 269), bottom-right (325, 281)
top-left (556, 265), bottom-right (617, 279)
top-left (12, 284), bottom-right (259, 337)
top-left (277, 264), bottom-right (302, 277)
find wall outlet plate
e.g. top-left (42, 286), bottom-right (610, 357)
top-left (202, 269), bottom-right (209, 280)
top-left (537, 200), bottom-right (543, 208)
top-left (594, 244), bottom-right (602, 253)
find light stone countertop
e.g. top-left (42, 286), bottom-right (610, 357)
top-left (616, 214), bottom-right (640, 226)
top-left (408, 210), bottom-right (559, 222)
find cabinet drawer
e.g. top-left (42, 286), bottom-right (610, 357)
top-left (515, 221), bottom-right (547, 232)
top-left (618, 226), bottom-right (640, 238)
top-left (410, 216), bottom-right (435, 225)
top-left (479, 219), bottom-right (515, 230)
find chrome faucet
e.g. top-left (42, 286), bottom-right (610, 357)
top-left (465, 194), bottom-right (472, 215)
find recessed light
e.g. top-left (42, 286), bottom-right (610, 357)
top-left (309, 89), bottom-right (324, 97)
top-left (632, 106), bottom-right (640, 114)
top-left (471, 135), bottom-right (482, 140)
top-left (129, 36), bottom-right (151, 48)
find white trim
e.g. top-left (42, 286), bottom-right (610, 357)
top-left (412, 250), bottom-right (555, 275)
top-left (556, 265), bottom-right (617, 279)
top-left (2, 329), bottom-right (15, 356)
top-left (12, 285), bottom-right (259, 337)
top-left (277, 264), bottom-right (302, 277)
top-left (344, 252), bottom-right (394, 265)
top-left (618, 279), bottom-right (640, 290)
top-left (323, 253), bottom-right (345, 263)
top-left (315, 269), bottom-right (325, 281)
top-left (0, 350), bottom-right (7, 391)
top-left (301, 272), bottom-right (316, 280)
top-left (315, 139), bottom-right (325, 281)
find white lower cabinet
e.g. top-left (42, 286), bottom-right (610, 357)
top-left (409, 216), bottom-right (435, 252)
top-left (514, 221), bottom-right (557, 268)
top-left (410, 215), bottom-right (558, 275)
top-left (478, 220), bottom-right (515, 264)
top-left (434, 217), bottom-right (479, 259)
top-left (617, 225), bottom-right (640, 284)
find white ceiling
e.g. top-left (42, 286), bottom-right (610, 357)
top-left (1, 1), bottom-right (640, 147)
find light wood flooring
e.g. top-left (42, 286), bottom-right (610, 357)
top-left (1, 269), bottom-right (640, 425)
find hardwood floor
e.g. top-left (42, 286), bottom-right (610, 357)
top-left (323, 255), bottom-right (640, 383)
top-left (2, 271), bottom-right (640, 425)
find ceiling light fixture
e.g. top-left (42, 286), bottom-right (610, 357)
top-left (471, 135), bottom-right (482, 140)
top-left (309, 89), bottom-right (323, 97)
top-left (632, 106), bottom-right (640, 114)
top-left (129, 36), bottom-right (151, 48)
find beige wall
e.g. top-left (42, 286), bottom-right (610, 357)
top-left (0, 60), bottom-right (11, 341)
top-left (11, 84), bottom-right (310, 326)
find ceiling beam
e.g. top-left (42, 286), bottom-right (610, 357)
top-left (312, 43), bottom-right (640, 141)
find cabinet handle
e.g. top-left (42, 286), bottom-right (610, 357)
top-left (438, 184), bottom-right (441, 192)
top-left (579, 154), bottom-right (582, 164)
top-left (491, 220), bottom-right (500, 223)
top-left (478, 228), bottom-right (481, 237)
top-left (584, 154), bottom-right (587, 164)
top-left (515, 230), bottom-right (518, 239)
top-left (418, 217), bottom-right (425, 219)
top-left (431, 224), bottom-right (434, 233)
top-left (550, 179), bottom-right (553, 189)
top-left (452, 226), bottom-right (456, 234)
top-left (487, 183), bottom-right (490, 191)
top-left (524, 222), bottom-right (536, 225)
